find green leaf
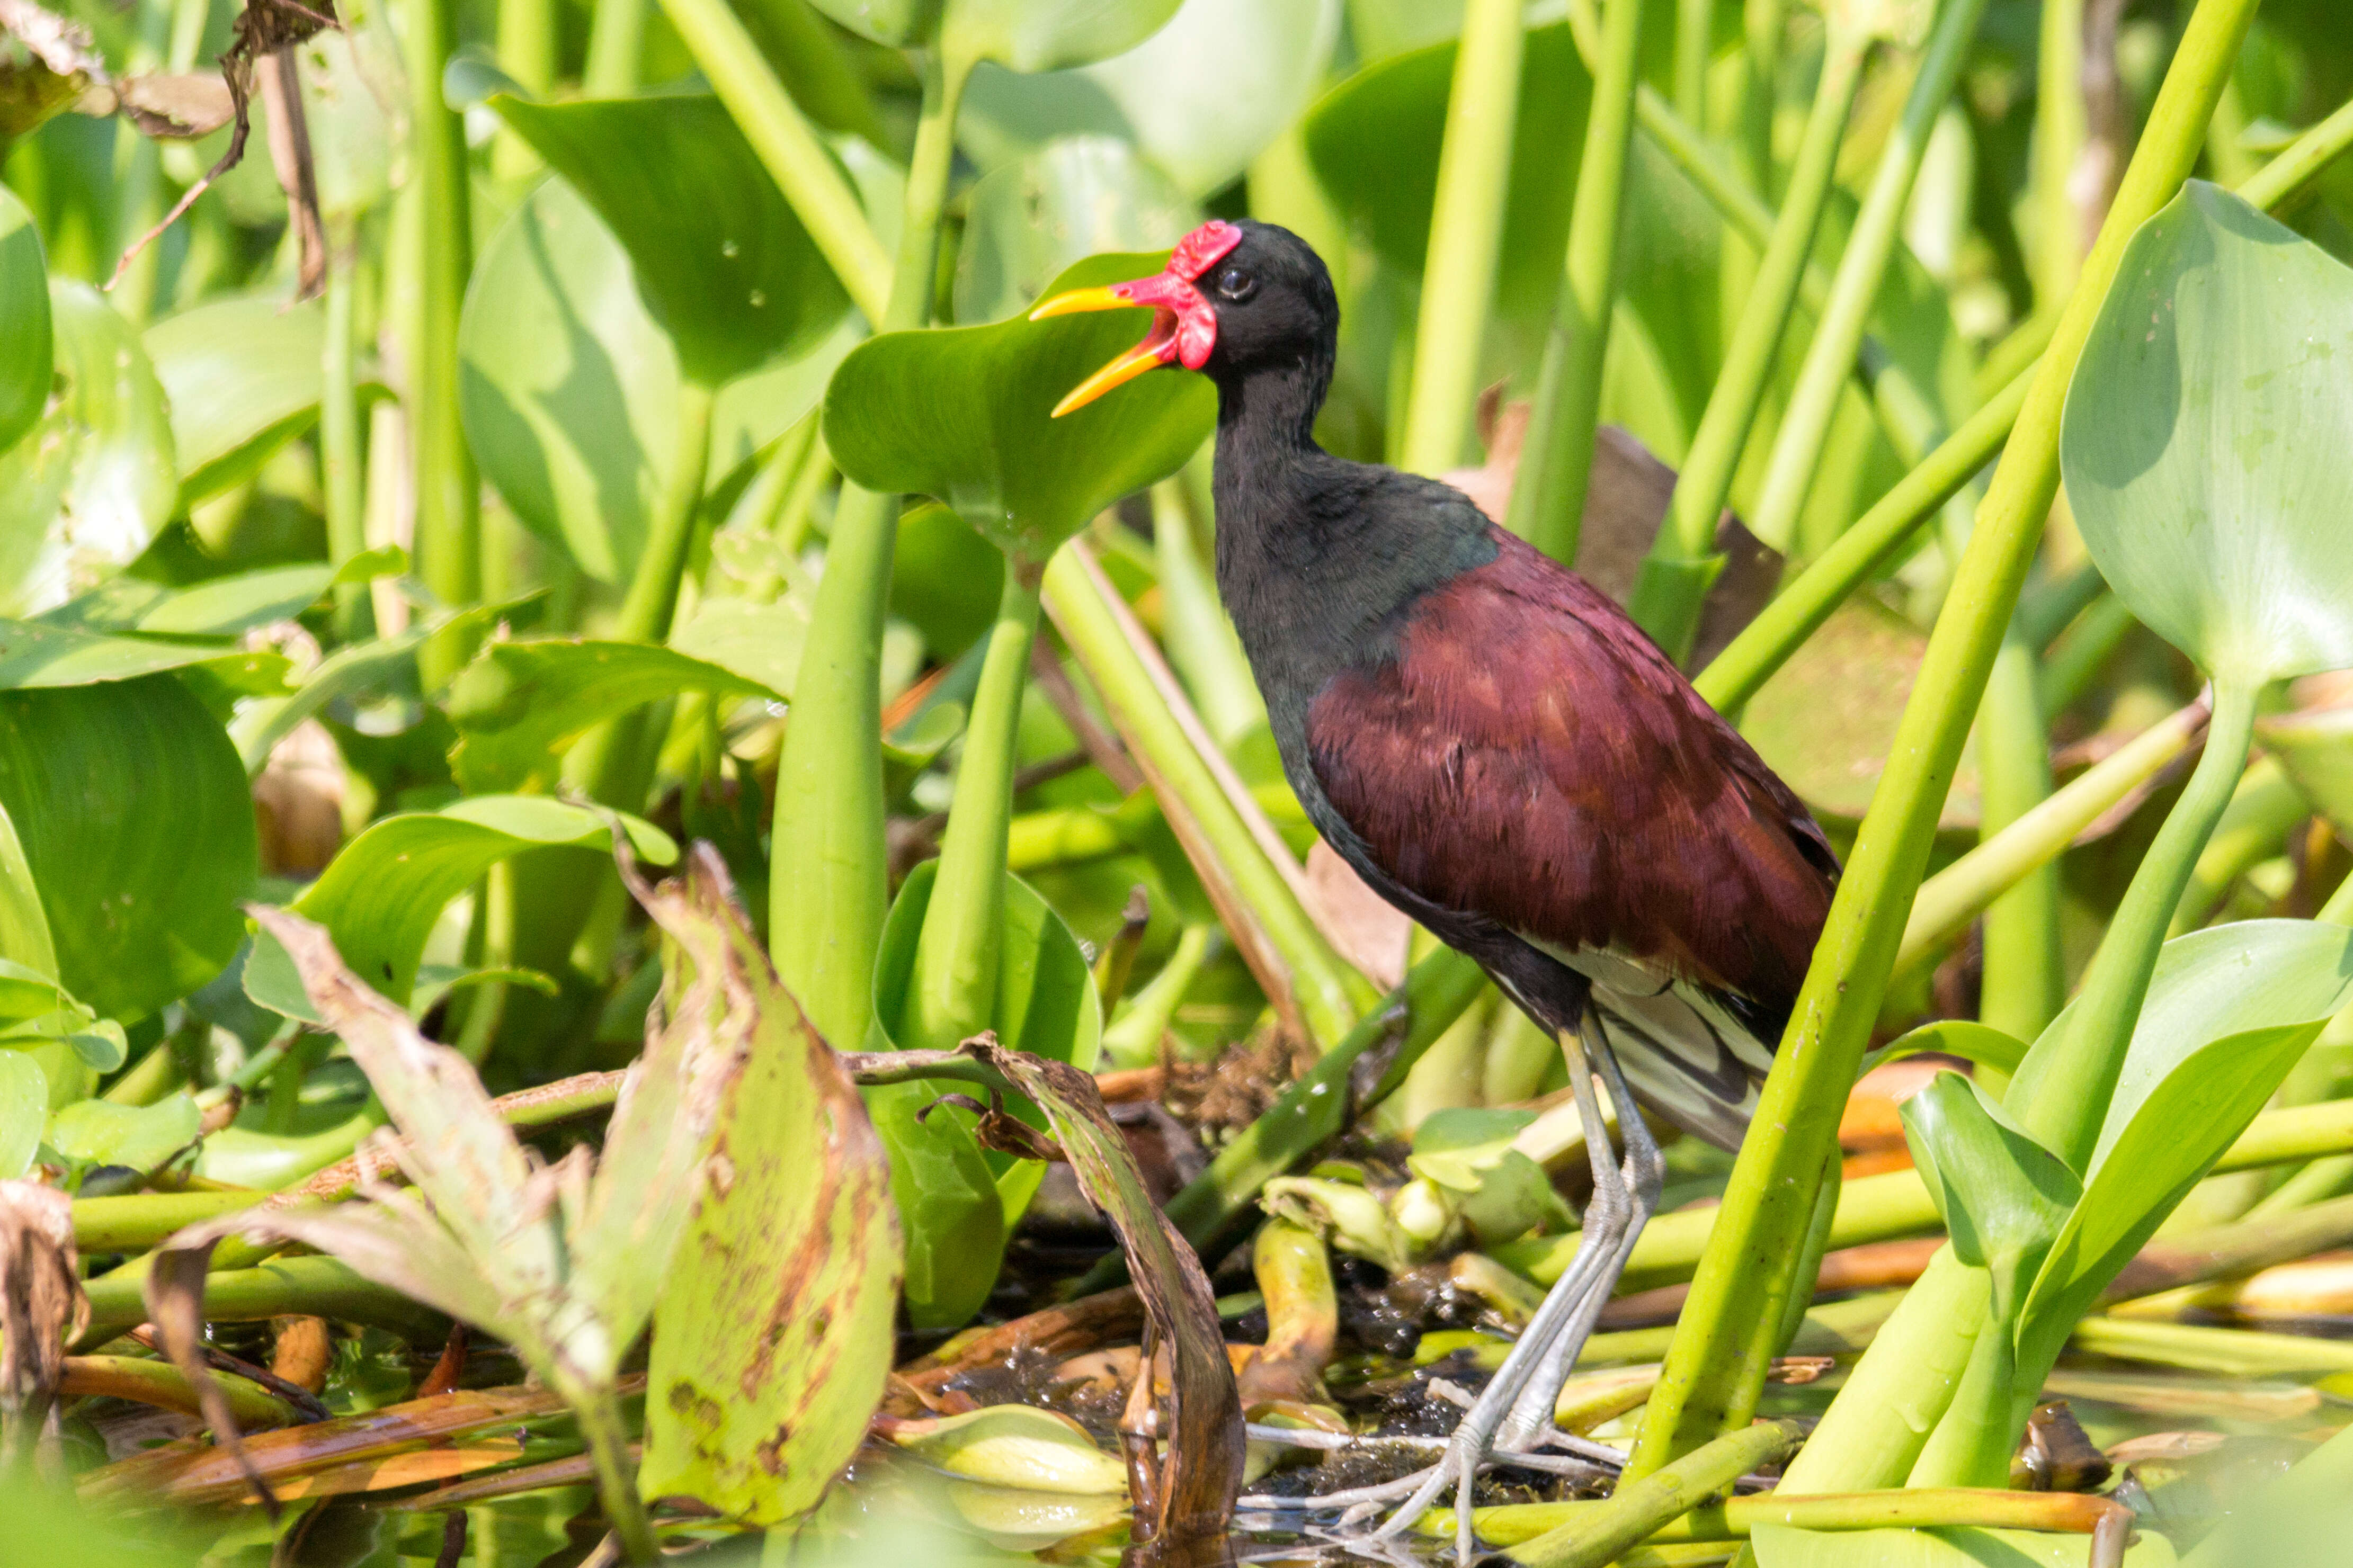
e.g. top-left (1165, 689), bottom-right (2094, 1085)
top-left (0, 619), bottom-right (289, 691)
top-left (638, 851), bottom-right (899, 1522)
top-left (0, 676), bottom-right (257, 1018)
top-left (953, 137), bottom-right (1195, 326)
top-left (295, 25), bottom-right (397, 225)
top-left (803, 0), bottom-right (942, 48)
top-left (460, 179), bottom-right (858, 584)
top-left (0, 796), bottom-right (58, 981)
top-left (890, 502), bottom-right (1005, 664)
top-left (0, 283), bottom-right (176, 617)
top-left (0, 1049), bottom-right (44, 1179)
top-left (488, 93), bottom-right (852, 390)
top-left (1751, 1524), bottom-right (2178, 1567)
top-left (1897, 1073), bottom-right (2078, 1323)
top-left (2061, 182), bottom-right (2353, 685)
top-left (244, 797), bottom-right (679, 1019)
top-left (445, 638), bottom-right (788, 792)
top-left (0, 958), bottom-right (65, 1023)
top-left (869, 859), bottom-right (1102, 1327)
top-left (944, 0), bottom-right (1182, 73)
top-left (1303, 22), bottom-right (1593, 323)
top-left (667, 595), bottom-right (808, 701)
top-left (2012, 920), bottom-right (2353, 1371)
top-left (144, 294), bottom-right (325, 509)
top-left (0, 184), bottom-right (50, 456)
top-left (2258, 703), bottom-right (2353, 844)
top-left (227, 613), bottom-right (456, 773)
top-left (40, 563), bottom-right (336, 637)
top-left (823, 250), bottom-right (1214, 567)
top-left (46, 1093), bottom-right (201, 1173)
top-left (959, 0), bottom-right (1342, 199)
top-left (1868, 1019), bottom-right (2029, 1079)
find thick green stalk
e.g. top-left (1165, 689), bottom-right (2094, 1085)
top-left (1745, 0), bottom-right (1990, 555)
top-left (583, 0), bottom-right (646, 96)
top-left (492, 0), bottom-right (557, 182)
top-left (1041, 544), bottom-right (1372, 1047)
top-left (1736, 0), bottom-right (1787, 194)
top-left (75, 1191), bottom-right (260, 1253)
top-left (83, 1254), bottom-right (447, 1340)
top-left (1628, 0), bottom-right (2263, 1483)
top-left (653, 0), bottom-right (893, 323)
top-left (2015, 682), bottom-right (2260, 1168)
top-left (1509, 1422), bottom-right (1803, 1568)
top-left (1894, 698), bottom-right (2207, 975)
top-left (2168, 756), bottom-right (2305, 936)
top-left (405, 0), bottom-right (479, 693)
top-left (321, 239), bottom-right (369, 641)
top-left (568, 1377), bottom-right (658, 1566)
top-left (1460, 1486), bottom-right (2128, 1546)
top-left (1397, 0), bottom-right (1525, 475)
top-left (2033, 0), bottom-right (2088, 312)
top-left (1628, 29), bottom-right (1868, 661)
top-left (1506, 0), bottom-right (1647, 562)
top-left (1674, 0), bottom-right (1710, 127)
top-left (905, 571), bottom-right (1041, 1050)
top-left (766, 51), bottom-right (967, 1049)
top-left (1976, 624), bottom-right (2063, 1039)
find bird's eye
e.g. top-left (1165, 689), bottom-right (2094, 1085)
top-left (1215, 267), bottom-right (1257, 302)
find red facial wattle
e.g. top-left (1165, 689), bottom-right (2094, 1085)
top-left (1031, 220), bottom-right (1244, 414)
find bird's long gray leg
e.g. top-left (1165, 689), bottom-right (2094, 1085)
top-left (1494, 1009), bottom-right (1665, 1450)
top-left (1368, 1011), bottom-right (1645, 1561)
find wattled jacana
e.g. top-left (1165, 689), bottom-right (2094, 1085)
top-left (1036, 220), bottom-right (1838, 1549)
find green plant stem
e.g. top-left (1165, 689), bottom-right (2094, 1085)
top-left (653, 0), bottom-right (892, 322)
top-left (1507, 1421), bottom-right (1803, 1567)
top-left (405, 0), bottom-right (479, 693)
top-left (1454, 1485), bottom-right (2124, 1547)
top-left (454, 859), bottom-right (516, 1065)
top-left (2033, 0), bottom-right (2088, 312)
top-left (765, 49), bottom-right (968, 1052)
top-left (1745, 0), bottom-right (1990, 556)
top-left (492, 0), bottom-right (556, 182)
top-left (1895, 698), bottom-right (2207, 975)
top-left (569, 1377), bottom-right (658, 1566)
top-left (1629, 0), bottom-right (2263, 1484)
top-left (82, 1253), bottom-right (448, 1341)
top-left (2168, 756), bottom-right (2305, 936)
top-left (74, 1191), bottom-right (261, 1253)
top-left (321, 237), bottom-right (369, 642)
top-left (2016, 682), bottom-right (2260, 1168)
top-left (905, 570), bottom-right (1041, 1050)
top-left (1736, 0), bottom-right (1787, 193)
top-left (1041, 544), bottom-right (1372, 1047)
top-left (2037, 592), bottom-right (2135, 712)
top-left (61, 1354), bottom-right (303, 1427)
top-left (583, 0), bottom-right (646, 96)
top-left (2242, 94), bottom-right (2353, 212)
top-left (1628, 27), bottom-right (1868, 662)
top-left (1102, 922), bottom-right (1214, 1067)
top-left (1506, 0), bottom-right (1647, 562)
top-left (1674, 0), bottom-right (1711, 127)
top-left (1397, 0), bottom-right (1525, 475)
top-left (1976, 623), bottom-right (2063, 1038)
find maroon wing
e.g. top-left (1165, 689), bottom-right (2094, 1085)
top-left (1306, 527), bottom-right (1835, 1020)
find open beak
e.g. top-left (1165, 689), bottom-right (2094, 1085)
top-left (1031, 219), bottom-right (1243, 417)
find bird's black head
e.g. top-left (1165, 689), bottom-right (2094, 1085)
top-left (1032, 219), bottom-right (1339, 416)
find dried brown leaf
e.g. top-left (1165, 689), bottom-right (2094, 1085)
top-left (114, 70), bottom-right (235, 137)
top-left (0, 1178), bottom-right (84, 1477)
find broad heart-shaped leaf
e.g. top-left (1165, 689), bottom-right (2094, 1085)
top-left (638, 850), bottom-right (899, 1523)
top-left (953, 136), bottom-right (1196, 326)
top-left (868, 860), bottom-right (1102, 1328)
top-left (823, 250), bottom-right (1214, 567)
top-left (804, 0), bottom-right (941, 47)
top-left (46, 1094), bottom-right (202, 1173)
top-left (445, 638), bottom-right (788, 793)
top-left (944, 0), bottom-right (1182, 74)
top-left (242, 797), bottom-right (679, 1020)
top-left (1899, 1072), bottom-right (2078, 1324)
top-left (0, 1049), bottom-right (44, 1179)
top-left (144, 293), bottom-right (324, 509)
top-left (1750, 1523), bottom-right (2179, 1567)
top-left (488, 93), bottom-right (851, 390)
top-left (0, 283), bottom-right (176, 618)
top-left (2010, 920), bottom-right (2353, 1374)
top-left (2061, 182), bottom-right (2353, 686)
top-left (461, 178), bottom-right (857, 583)
top-left (2258, 703), bottom-right (2353, 843)
top-left (0, 184), bottom-right (50, 455)
top-left (958, 0), bottom-right (1342, 199)
top-left (0, 676), bottom-right (255, 1019)
top-left (0, 619), bottom-right (288, 690)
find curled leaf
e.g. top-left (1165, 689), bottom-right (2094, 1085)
top-left (0, 1178), bottom-right (83, 1474)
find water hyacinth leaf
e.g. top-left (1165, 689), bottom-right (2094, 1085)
top-left (886, 1405), bottom-right (1127, 1494)
top-left (144, 294), bottom-right (324, 509)
top-left (1898, 1073), bottom-right (2076, 1321)
top-left (0, 185), bottom-right (49, 456)
top-left (46, 1093), bottom-right (201, 1172)
top-left (0, 619), bottom-right (289, 691)
top-left (40, 563), bottom-right (336, 638)
top-left (803, 0), bottom-right (941, 47)
top-left (959, 0), bottom-right (1342, 199)
top-left (2062, 182), bottom-right (2353, 686)
top-left (446, 639), bottom-right (787, 792)
top-left (243, 797), bottom-right (679, 1019)
top-left (638, 853), bottom-right (899, 1523)
top-left (953, 137), bottom-right (1196, 326)
top-left (667, 595), bottom-right (809, 702)
top-left (0, 1049), bottom-right (43, 1178)
top-left (0, 283), bottom-right (176, 619)
top-left (823, 250), bottom-right (1214, 566)
top-left (2013, 920), bottom-right (2353, 1370)
top-left (2258, 704), bottom-right (2353, 841)
top-left (1871, 1019), bottom-right (2029, 1079)
top-left (0, 676), bottom-right (255, 1018)
top-left (488, 93), bottom-right (851, 389)
top-left (1303, 23), bottom-right (1592, 323)
top-left (944, 0), bottom-right (1182, 74)
top-left (295, 25), bottom-right (398, 225)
